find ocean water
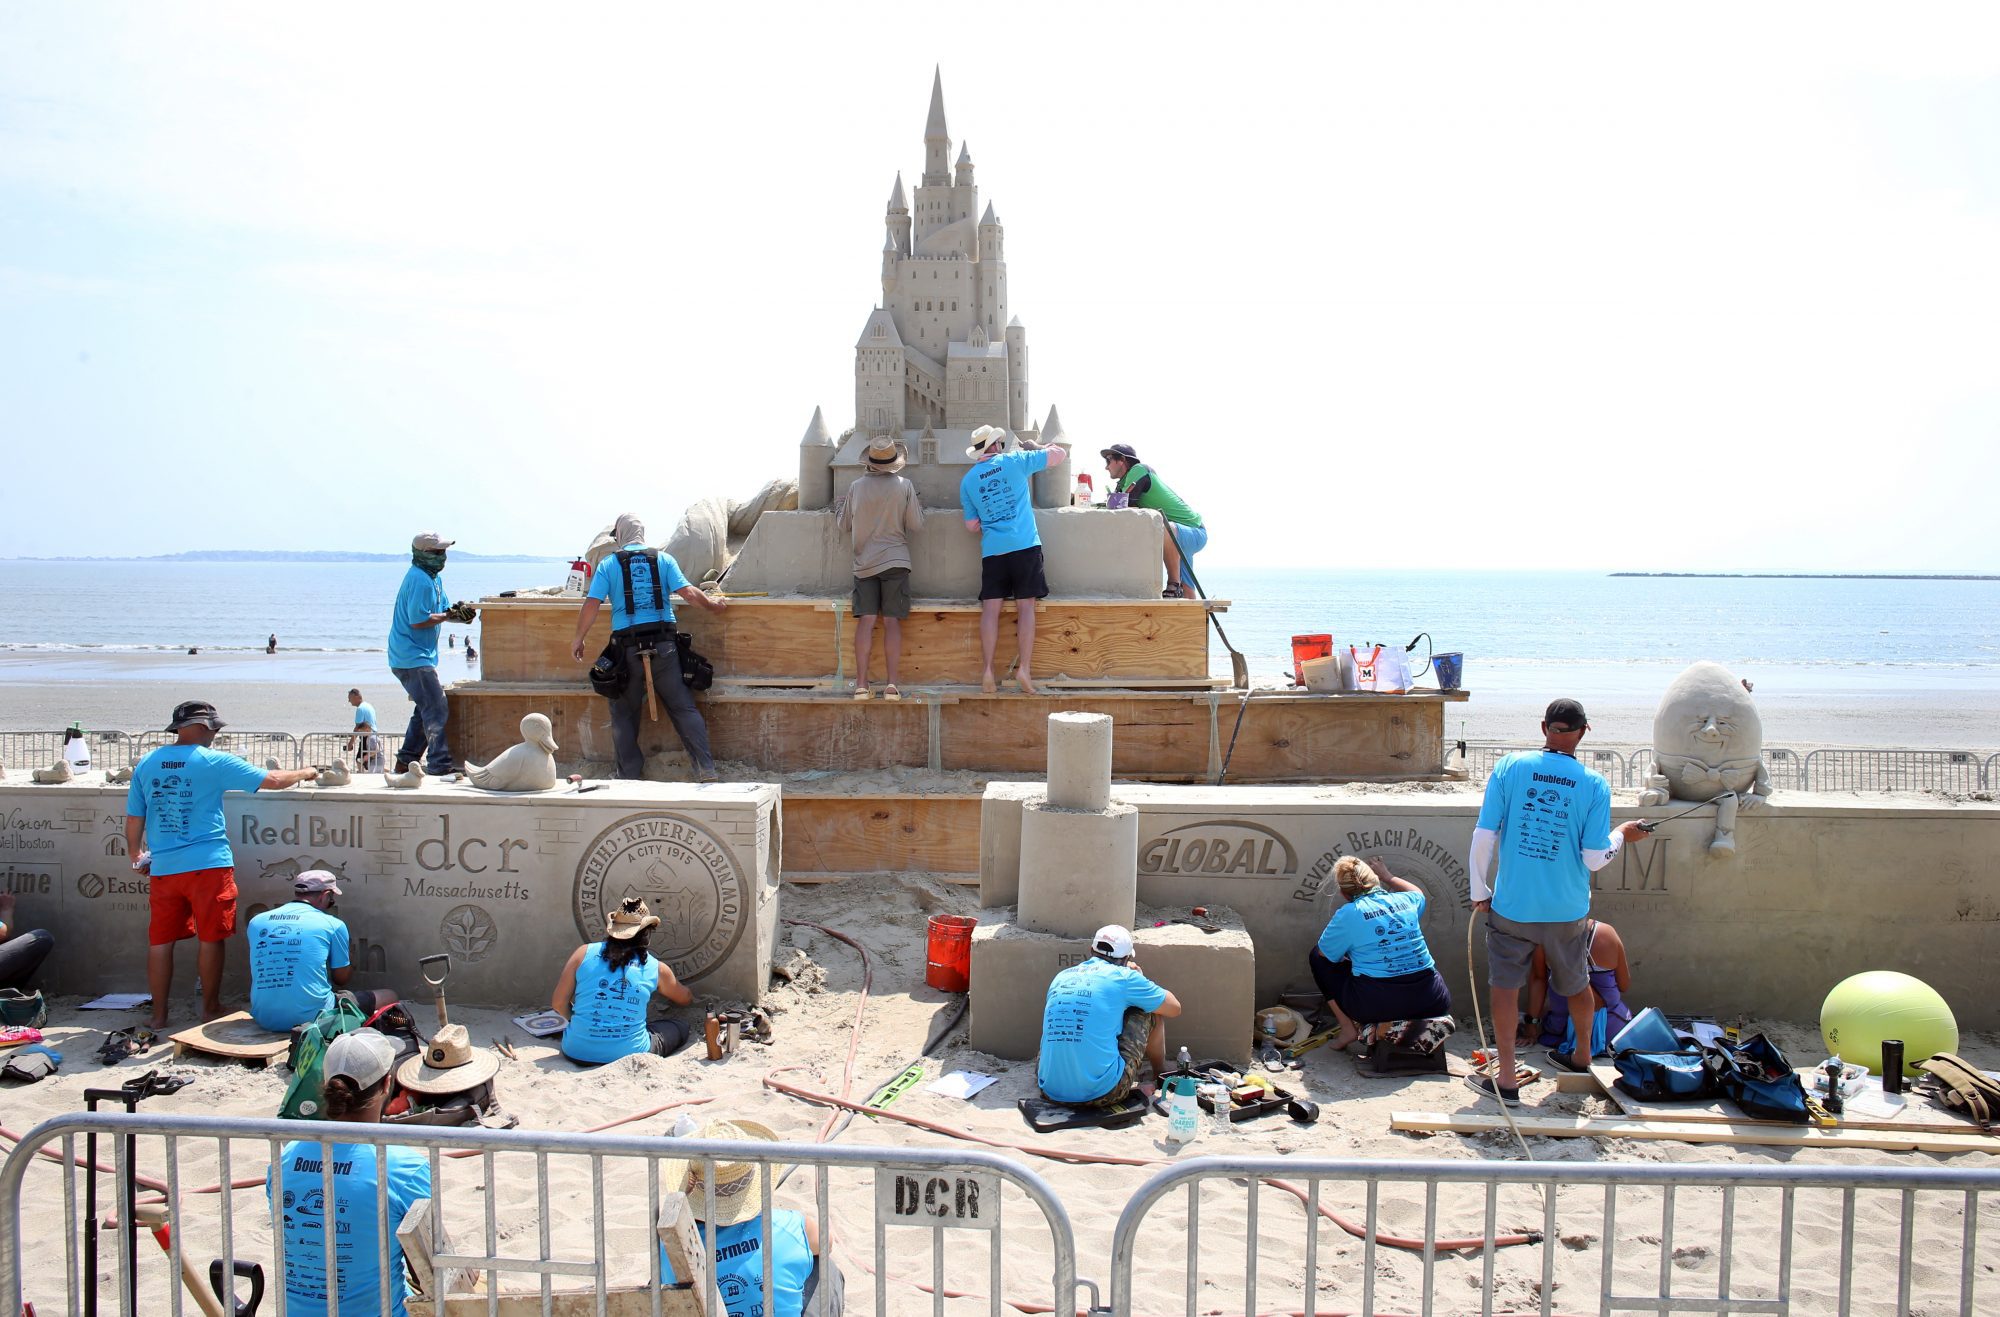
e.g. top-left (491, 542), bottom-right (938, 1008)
top-left (1, 560), bottom-right (1995, 701)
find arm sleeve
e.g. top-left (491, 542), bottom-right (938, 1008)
top-left (586, 567), bottom-right (612, 603)
top-left (1581, 778), bottom-right (1613, 852)
top-left (1469, 828), bottom-right (1500, 903)
top-left (328, 923), bottom-right (350, 972)
top-left (398, 578), bottom-right (434, 628)
top-left (1582, 831), bottom-right (1625, 872)
top-left (1314, 907), bottom-right (1353, 962)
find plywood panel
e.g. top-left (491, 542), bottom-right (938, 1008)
top-left (474, 597), bottom-right (1210, 686)
top-left (1222, 695), bottom-right (1446, 779)
top-left (781, 795), bottom-right (981, 874)
top-left (940, 697), bottom-right (1214, 776)
top-left (701, 700), bottom-right (930, 772)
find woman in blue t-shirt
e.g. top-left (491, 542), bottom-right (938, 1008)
top-left (551, 898), bottom-right (694, 1064)
top-left (1310, 856), bottom-right (1452, 1049)
top-left (659, 1118), bottom-right (844, 1317)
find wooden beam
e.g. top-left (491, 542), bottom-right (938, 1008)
top-left (781, 795), bottom-right (981, 874)
top-left (1391, 1109), bottom-right (2000, 1154)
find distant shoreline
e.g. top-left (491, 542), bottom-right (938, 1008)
top-left (5, 551), bottom-right (549, 563)
top-left (1609, 572), bottom-right (1997, 581)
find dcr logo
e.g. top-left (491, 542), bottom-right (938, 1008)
top-left (874, 1170), bottom-right (999, 1232)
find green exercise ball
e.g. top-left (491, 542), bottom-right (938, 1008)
top-left (1820, 971), bottom-right (1958, 1076)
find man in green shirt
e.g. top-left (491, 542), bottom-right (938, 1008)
top-left (1102, 444), bottom-right (1208, 598)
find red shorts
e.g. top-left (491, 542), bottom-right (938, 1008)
top-left (148, 867), bottom-right (239, 946)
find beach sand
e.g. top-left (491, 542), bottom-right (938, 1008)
top-left (3, 650), bottom-right (1996, 755)
top-left (4, 873), bottom-right (1995, 1314)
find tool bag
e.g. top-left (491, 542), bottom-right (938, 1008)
top-left (279, 995), bottom-right (370, 1120)
top-left (1614, 1047), bottom-right (1716, 1101)
top-left (1703, 1032), bottom-right (1811, 1123)
top-left (1916, 1053), bottom-right (2000, 1127)
top-left (588, 644), bottom-right (629, 697)
top-left (676, 631), bottom-right (715, 691)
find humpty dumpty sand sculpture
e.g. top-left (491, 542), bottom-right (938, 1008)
top-left (1638, 660), bottom-right (1771, 852)
top-left (464, 713), bottom-right (560, 792)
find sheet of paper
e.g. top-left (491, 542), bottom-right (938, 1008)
top-left (926, 1070), bottom-right (998, 1100)
top-left (79, 993), bottom-right (152, 1011)
top-left (1687, 1022), bottom-right (1726, 1047)
top-left (512, 1011), bottom-right (568, 1038)
top-left (1844, 1081), bottom-right (1907, 1121)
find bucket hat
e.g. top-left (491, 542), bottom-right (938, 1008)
top-left (659, 1119), bottom-right (779, 1225)
top-left (166, 701), bottom-right (226, 733)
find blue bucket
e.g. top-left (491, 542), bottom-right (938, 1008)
top-left (1432, 652), bottom-right (1464, 691)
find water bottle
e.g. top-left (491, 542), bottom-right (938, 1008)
top-left (1200, 1082), bottom-right (1233, 1138)
top-left (1164, 1047), bottom-right (1199, 1144)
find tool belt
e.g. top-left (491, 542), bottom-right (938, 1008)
top-left (1916, 1053), bottom-right (2000, 1127)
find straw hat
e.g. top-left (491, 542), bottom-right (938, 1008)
top-left (862, 437), bottom-right (907, 473)
top-left (658, 1119), bottom-right (779, 1226)
top-left (396, 1032), bottom-right (500, 1095)
top-left (607, 897), bottom-right (660, 941)
top-left (1255, 1005), bottom-right (1312, 1047)
top-left (964, 424), bottom-right (1009, 460)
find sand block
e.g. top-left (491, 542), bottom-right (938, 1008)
top-left (1046, 712), bottom-right (1113, 811)
top-left (170, 1012), bottom-right (290, 1067)
top-left (968, 903), bottom-right (1254, 1066)
top-left (979, 782), bottom-right (1042, 907)
top-left (1016, 800), bottom-right (1138, 938)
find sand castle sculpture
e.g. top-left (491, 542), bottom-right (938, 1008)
top-left (1638, 660), bottom-right (1772, 852)
top-left (465, 713), bottom-right (560, 792)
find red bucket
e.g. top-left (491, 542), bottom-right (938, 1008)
top-left (925, 915), bottom-right (978, 993)
top-left (1291, 634), bottom-right (1333, 686)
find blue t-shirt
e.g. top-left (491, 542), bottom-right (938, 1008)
top-left (1316, 889), bottom-right (1435, 978)
top-left (660, 1211), bottom-right (814, 1317)
top-left (587, 543), bottom-right (691, 631)
top-left (126, 744), bottom-right (267, 876)
top-left (561, 943), bottom-right (663, 1064)
top-left (1036, 957), bottom-right (1168, 1104)
top-left (958, 449), bottom-right (1050, 558)
top-left (1477, 749), bottom-right (1614, 923)
top-left (248, 902), bottom-right (351, 1031)
top-left (387, 565), bottom-right (448, 670)
top-left (352, 702), bottom-right (377, 729)
top-left (268, 1141), bottom-right (431, 1317)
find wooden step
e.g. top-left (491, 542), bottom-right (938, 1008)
top-left (473, 594), bottom-right (1221, 686)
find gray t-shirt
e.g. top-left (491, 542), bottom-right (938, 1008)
top-left (836, 472), bottom-right (925, 578)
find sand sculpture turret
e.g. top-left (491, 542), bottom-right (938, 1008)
top-left (1018, 713), bottom-right (1140, 936)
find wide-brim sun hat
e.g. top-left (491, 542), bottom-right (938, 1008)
top-left (864, 438), bottom-right (907, 473)
top-left (659, 1119), bottom-right (779, 1226)
top-left (606, 897), bottom-right (661, 941)
top-left (964, 425), bottom-right (1009, 460)
top-left (396, 1044), bottom-right (500, 1095)
top-left (1255, 1005), bottom-right (1313, 1047)
top-left (166, 700), bottom-right (226, 733)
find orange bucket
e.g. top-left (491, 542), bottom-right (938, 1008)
top-left (1291, 634), bottom-right (1333, 686)
top-left (925, 915), bottom-right (978, 993)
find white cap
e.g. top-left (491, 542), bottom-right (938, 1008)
top-left (323, 1028), bottom-right (396, 1089)
top-left (1091, 925), bottom-right (1135, 960)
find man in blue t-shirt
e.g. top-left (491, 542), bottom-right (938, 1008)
top-left (1466, 698), bottom-right (1649, 1103)
top-left (568, 513), bottom-right (729, 782)
top-left (1037, 924), bottom-right (1182, 1106)
top-left (959, 425), bottom-right (1067, 695)
top-left (387, 531), bottom-right (475, 776)
top-left (343, 688), bottom-right (382, 772)
top-left (248, 871), bottom-right (397, 1031)
top-left (125, 700), bottom-right (319, 1028)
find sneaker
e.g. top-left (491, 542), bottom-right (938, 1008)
top-left (1546, 1051), bottom-right (1592, 1074)
top-left (695, 766), bottom-right (720, 784)
top-left (1463, 1073), bottom-right (1520, 1106)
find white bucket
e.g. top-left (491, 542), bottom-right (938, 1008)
top-left (1300, 654), bottom-right (1350, 693)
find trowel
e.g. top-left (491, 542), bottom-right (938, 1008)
top-left (418, 954), bottom-right (470, 1067)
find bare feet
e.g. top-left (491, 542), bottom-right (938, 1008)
top-left (980, 671), bottom-right (998, 694)
top-left (1328, 1024), bottom-right (1358, 1051)
top-left (148, 1013), bottom-right (170, 1030)
top-left (1016, 673), bottom-right (1038, 695)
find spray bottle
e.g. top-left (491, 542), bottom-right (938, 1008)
top-left (1164, 1046), bottom-right (1200, 1144)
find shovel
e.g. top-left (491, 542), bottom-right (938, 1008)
top-left (1177, 562), bottom-right (1250, 690)
top-left (418, 954), bottom-right (469, 1066)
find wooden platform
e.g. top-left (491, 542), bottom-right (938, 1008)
top-left (170, 1011), bottom-right (290, 1067)
top-left (447, 684), bottom-right (1464, 782)
top-left (475, 594), bottom-right (1220, 686)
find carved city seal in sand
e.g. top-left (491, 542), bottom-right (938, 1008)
top-left (573, 813), bottom-right (745, 983)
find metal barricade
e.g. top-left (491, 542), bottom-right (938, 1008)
top-left (1626, 747), bottom-right (1653, 786)
top-left (1108, 1155), bottom-right (1999, 1317)
top-left (0, 731), bottom-right (67, 772)
top-left (1761, 746), bottom-right (1804, 792)
top-left (299, 730), bottom-right (387, 771)
top-left (1801, 748), bottom-right (1987, 794)
top-left (1457, 744), bottom-right (1634, 788)
top-left (130, 730), bottom-right (303, 770)
top-left (1, 1111), bottom-right (1080, 1317)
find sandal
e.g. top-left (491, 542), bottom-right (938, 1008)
top-left (852, 686), bottom-right (873, 701)
top-left (1161, 585), bottom-right (1184, 599)
top-left (881, 685), bottom-right (902, 702)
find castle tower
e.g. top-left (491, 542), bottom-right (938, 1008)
top-left (887, 173), bottom-right (911, 256)
top-left (797, 405), bottom-right (837, 510)
top-left (854, 308), bottom-right (904, 435)
top-left (1005, 315), bottom-right (1029, 431)
top-left (922, 66), bottom-right (950, 187)
top-left (977, 202), bottom-right (1007, 339)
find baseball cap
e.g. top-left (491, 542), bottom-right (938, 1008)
top-left (323, 1028), bottom-right (397, 1089)
top-left (1100, 443), bottom-right (1140, 463)
top-left (293, 870), bottom-right (342, 896)
top-left (166, 700), bottom-right (226, 733)
top-left (411, 531), bottom-right (456, 552)
top-left (1091, 924), bottom-right (1135, 960)
top-left (1544, 698), bottom-right (1588, 732)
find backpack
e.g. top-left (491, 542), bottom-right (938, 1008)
top-left (278, 996), bottom-right (369, 1120)
top-left (1614, 1047), bottom-right (1716, 1102)
top-left (1704, 1032), bottom-right (1811, 1123)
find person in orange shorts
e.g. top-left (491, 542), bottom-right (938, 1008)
top-left (124, 701), bottom-right (318, 1028)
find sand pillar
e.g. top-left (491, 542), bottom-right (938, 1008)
top-left (1018, 712), bottom-right (1137, 938)
top-left (1046, 711), bottom-right (1112, 811)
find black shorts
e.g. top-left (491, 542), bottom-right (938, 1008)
top-left (979, 546), bottom-right (1049, 602)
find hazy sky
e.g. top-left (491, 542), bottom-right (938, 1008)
top-left (4, 4), bottom-right (1997, 570)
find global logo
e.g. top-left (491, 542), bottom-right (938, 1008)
top-left (78, 873), bottom-right (106, 899)
top-left (1137, 820), bottom-right (1298, 878)
top-left (573, 813), bottom-right (746, 984)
